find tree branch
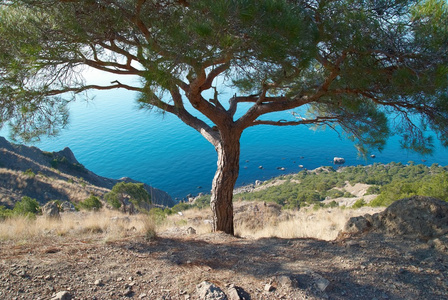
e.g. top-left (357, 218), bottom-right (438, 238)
top-left (45, 81), bottom-right (143, 96)
top-left (251, 116), bottom-right (340, 127)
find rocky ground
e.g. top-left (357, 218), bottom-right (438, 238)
top-left (1, 196), bottom-right (448, 300)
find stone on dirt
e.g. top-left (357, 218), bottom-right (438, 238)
top-left (51, 291), bottom-right (72, 300)
top-left (196, 281), bottom-right (227, 300)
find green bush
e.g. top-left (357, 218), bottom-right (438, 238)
top-left (365, 185), bottom-right (380, 195)
top-left (78, 195), bottom-right (103, 211)
top-left (149, 207), bottom-right (166, 224)
top-left (13, 196), bottom-right (40, 217)
top-left (325, 189), bottom-right (344, 198)
top-left (24, 168), bottom-right (35, 178)
top-left (324, 200), bottom-right (339, 208)
top-left (352, 199), bottom-right (366, 209)
top-left (232, 163), bottom-right (448, 209)
top-left (105, 182), bottom-right (151, 212)
top-left (192, 195), bottom-right (211, 209)
top-left (171, 202), bottom-right (191, 214)
top-left (0, 205), bottom-right (12, 220)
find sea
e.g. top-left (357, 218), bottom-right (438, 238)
top-left (2, 81), bottom-right (448, 201)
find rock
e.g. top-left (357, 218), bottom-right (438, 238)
top-left (42, 202), bottom-right (60, 220)
top-left (276, 275), bottom-right (298, 289)
top-left (429, 236), bottom-right (448, 252)
top-left (333, 157), bottom-right (345, 164)
top-left (315, 277), bottom-right (330, 292)
top-left (51, 291), bottom-right (72, 300)
top-left (60, 201), bottom-right (76, 212)
top-left (264, 283), bottom-right (275, 292)
top-left (186, 227), bottom-right (196, 235)
top-left (227, 285), bottom-right (241, 300)
top-left (255, 180), bottom-right (262, 186)
top-left (94, 279), bottom-right (103, 286)
top-left (56, 147), bottom-right (79, 165)
top-left (343, 216), bottom-right (371, 234)
top-left (376, 196), bottom-right (448, 239)
top-left (342, 196), bottom-right (448, 240)
top-left (196, 281), bottom-right (227, 300)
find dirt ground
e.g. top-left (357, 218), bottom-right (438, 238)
top-left (1, 228), bottom-right (447, 300)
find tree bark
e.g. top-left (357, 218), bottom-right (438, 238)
top-left (210, 130), bottom-right (241, 235)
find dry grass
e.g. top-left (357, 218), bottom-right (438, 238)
top-left (235, 206), bottom-right (385, 240)
top-left (161, 203), bottom-right (385, 241)
top-left (0, 204), bottom-right (385, 244)
top-left (159, 207), bottom-right (213, 235)
top-left (0, 209), bottom-right (157, 243)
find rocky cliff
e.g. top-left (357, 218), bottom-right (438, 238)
top-left (0, 136), bottom-right (174, 208)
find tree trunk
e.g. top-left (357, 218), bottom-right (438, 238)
top-left (210, 132), bottom-right (241, 235)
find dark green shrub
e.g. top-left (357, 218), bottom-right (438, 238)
top-left (0, 206), bottom-right (12, 220)
top-left (79, 195), bottom-right (103, 211)
top-left (13, 196), bottom-right (40, 217)
top-left (325, 189), bottom-right (344, 198)
top-left (172, 202), bottom-right (191, 214)
top-left (193, 195), bottom-right (211, 209)
top-left (343, 192), bottom-right (356, 198)
top-left (24, 168), bottom-right (35, 177)
top-left (149, 207), bottom-right (166, 224)
top-left (324, 200), bottom-right (339, 208)
top-left (365, 185), bottom-right (380, 195)
top-left (105, 182), bottom-right (151, 211)
top-left (352, 199), bottom-right (366, 209)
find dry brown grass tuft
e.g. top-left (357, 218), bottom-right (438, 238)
top-left (0, 203), bottom-right (385, 244)
top-left (160, 202), bottom-right (385, 241)
top-left (235, 206), bottom-right (385, 240)
top-left (159, 207), bottom-right (213, 234)
top-left (0, 209), bottom-right (159, 243)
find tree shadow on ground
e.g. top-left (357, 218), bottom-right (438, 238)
top-left (113, 232), bottom-right (448, 299)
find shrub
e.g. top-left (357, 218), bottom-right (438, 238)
top-left (24, 168), bottom-right (35, 178)
top-left (365, 185), bottom-right (380, 195)
top-left (79, 195), bottom-right (103, 211)
top-left (352, 199), bottom-right (366, 209)
top-left (325, 189), bottom-right (344, 199)
top-left (324, 200), bottom-right (339, 208)
top-left (149, 207), bottom-right (166, 224)
top-left (13, 196), bottom-right (40, 217)
top-left (143, 216), bottom-right (157, 240)
top-left (0, 206), bottom-right (12, 220)
top-left (105, 182), bottom-right (151, 212)
top-left (171, 202), bottom-right (191, 214)
top-left (192, 194), bottom-right (211, 209)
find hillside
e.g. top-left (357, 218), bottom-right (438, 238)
top-left (0, 136), bottom-right (174, 208)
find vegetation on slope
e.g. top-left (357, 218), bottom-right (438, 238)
top-left (234, 162), bottom-right (448, 209)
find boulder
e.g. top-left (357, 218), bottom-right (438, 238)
top-left (42, 202), bottom-right (60, 219)
top-left (186, 227), bottom-right (197, 235)
top-left (343, 216), bottom-right (371, 233)
top-left (333, 157), bottom-right (345, 164)
top-left (375, 196), bottom-right (448, 238)
top-left (51, 291), bottom-right (72, 300)
top-left (196, 281), bottom-right (227, 300)
top-left (342, 196), bottom-right (448, 239)
top-left (60, 201), bottom-right (76, 212)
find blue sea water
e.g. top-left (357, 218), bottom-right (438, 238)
top-left (3, 87), bottom-right (448, 200)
